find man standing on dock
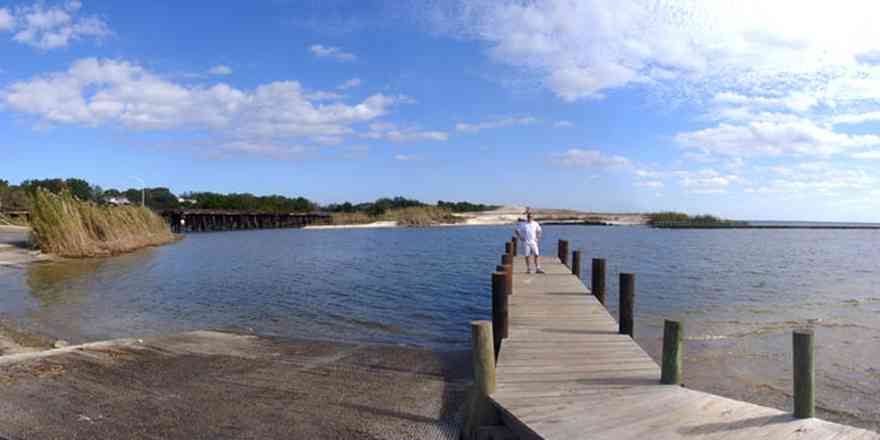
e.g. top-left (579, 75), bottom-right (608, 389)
top-left (515, 211), bottom-right (544, 274)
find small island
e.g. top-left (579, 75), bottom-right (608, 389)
top-left (648, 212), bottom-right (747, 228)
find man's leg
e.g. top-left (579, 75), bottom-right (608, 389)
top-left (524, 243), bottom-right (532, 273)
top-left (534, 245), bottom-right (544, 273)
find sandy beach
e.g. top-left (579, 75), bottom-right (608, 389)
top-left (306, 206), bottom-right (651, 230)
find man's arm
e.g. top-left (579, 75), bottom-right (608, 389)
top-left (536, 223), bottom-right (542, 241)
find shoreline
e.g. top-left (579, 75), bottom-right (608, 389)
top-left (304, 208), bottom-right (651, 230)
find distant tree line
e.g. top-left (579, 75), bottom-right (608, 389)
top-left (179, 192), bottom-right (316, 213)
top-left (1, 178), bottom-right (497, 215)
top-left (324, 197), bottom-right (497, 216)
top-left (437, 200), bottom-right (499, 213)
top-left (647, 212), bottom-right (735, 226)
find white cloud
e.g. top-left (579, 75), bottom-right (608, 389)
top-left (456, 116), bottom-right (537, 133)
top-left (2, 58), bottom-right (405, 156)
top-left (831, 112), bottom-right (880, 125)
top-left (852, 151), bottom-right (880, 160)
top-left (636, 180), bottom-right (664, 188)
top-left (208, 65), bottom-right (232, 76)
top-left (554, 120), bottom-right (573, 128)
top-left (337, 78), bottom-right (361, 90)
top-left (364, 122), bottom-right (448, 143)
top-left (711, 92), bottom-right (817, 114)
top-left (305, 90), bottom-right (344, 101)
top-left (635, 169), bottom-right (663, 179)
top-left (218, 141), bottom-right (308, 160)
top-left (676, 118), bottom-right (880, 158)
top-left (431, 0), bottom-right (880, 205)
top-left (394, 154), bottom-right (421, 161)
top-left (0, 8), bottom-right (14, 31)
top-left (751, 162), bottom-right (876, 194)
top-left (435, 1), bottom-right (880, 103)
top-left (6, 1), bottom-right (110, 49)
top-left (675, 169), bottom-right (744, 194)
top-left (309, 44), bottom-right (356, 62)
top-left (552, 149), bottom-right (630, 168)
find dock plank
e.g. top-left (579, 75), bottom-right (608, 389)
top-left (490, 256), bottom-right (878, 440)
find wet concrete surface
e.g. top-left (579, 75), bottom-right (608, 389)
top-left (0, 331), bottom-right (472, 439)
top-left (0, 227), bottom-right (49, 268)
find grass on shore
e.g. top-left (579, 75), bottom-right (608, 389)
top-left (330, 206), bottom-right (461, 227)
top-left (29, 189), bottom-right (177, 258)
top-left (0, 213), bottom-right (28, 227)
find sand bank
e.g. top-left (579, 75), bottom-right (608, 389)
top-left (305, 220), bottom-right (399, 230)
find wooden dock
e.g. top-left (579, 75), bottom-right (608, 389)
top-left (484, 254), bottom-right (878, 440)
top-left (160, 209), bottom-right (330, 232)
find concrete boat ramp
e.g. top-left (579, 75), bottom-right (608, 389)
top-left (0, 331), bottom-right (469, 439)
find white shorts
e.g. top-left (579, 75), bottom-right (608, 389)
top-left (523, 241), bottom-right (540, 257)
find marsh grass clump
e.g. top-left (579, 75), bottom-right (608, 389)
top-left (29, 189), bottom-right (177, 257)
top-left (385, 206), bottom-right (460, 227)
top-left (649, 211), bottom-right (744, 228)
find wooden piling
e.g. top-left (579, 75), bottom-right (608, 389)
top-left (793, 329), bottom-right (815, 419)
top-left (661, 320), bottom-right (683, 385)
top-left (511, 237), bottom-right (518, 256)
top-left (591, 258), bottom-right (606, 305)
top-left (619, 273), bottom-right (634, 336)
top-left (505, 242), bottom-right (513, 255)
top-left (491, 272), bottom-right (509, 354)
top-left (501, 254), bottom-right (513, 266)
top-left (572, 250), bottom-right (582, 278)
top-left (465, 320), bottom-right (499, 438)
top-left (496, 265), bottom-right (513, 295)
top-left (558, 240), bottom-right (569, 266)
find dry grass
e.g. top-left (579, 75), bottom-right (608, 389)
top-left (384, 206), bottom-right (459, 227)
top-left (330, 206), bottom-right (460, 227)
top-left (329, 212), bottom-right (373, 225)
top-left (29, 189), bottom-right (178, 258)
top-left (0, 213), bottom-right (28, 227)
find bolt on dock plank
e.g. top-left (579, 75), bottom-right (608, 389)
top-left (489, 255), bottom-right (878, 440)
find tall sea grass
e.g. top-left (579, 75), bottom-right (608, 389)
top-left (29, 189), bottom-right (177, 257)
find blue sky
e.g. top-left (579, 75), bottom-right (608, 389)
top-left (2, 1), bottom-right (880, 221)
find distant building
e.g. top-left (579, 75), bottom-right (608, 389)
top-left (105, 196), bottom-right (131, 206)
top-left (178, 198), bottom-right (197, 205)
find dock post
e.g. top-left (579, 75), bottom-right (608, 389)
top-left (619, 273), bottom-right (634, 336)
top-left (793, 330), bottom-right (815, 419)
top-left (661, 320), bottom-right (683, 385)
top-left (491, 272), bottom-right (509, 355)
top-left (505, 241), bottom-right (513, 255)
top-left (501, 254), bottom-right (513, 267)
top-left (572, 250), bottom-right (582, 279)
top-left (496, 265), bottom-right (513, 295)
top-left (511, 237), bottom-right (518, 256)
top-left (591, 258), bottom-right (607, 305)
top-left (558, 240), bottom-right (569, 266)
top-left (464, 320), bottom-right (499, 438)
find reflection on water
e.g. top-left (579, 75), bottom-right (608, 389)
top-left (26, 258), bottom-right (107, 305)
top-left (0, 225), bottom-right (877, 430)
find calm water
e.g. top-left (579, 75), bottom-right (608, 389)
top-left (0, 225), bottom-right (878, 429)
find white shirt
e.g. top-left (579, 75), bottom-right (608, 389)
top-left (515, 220), bottom-right (542, 244)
